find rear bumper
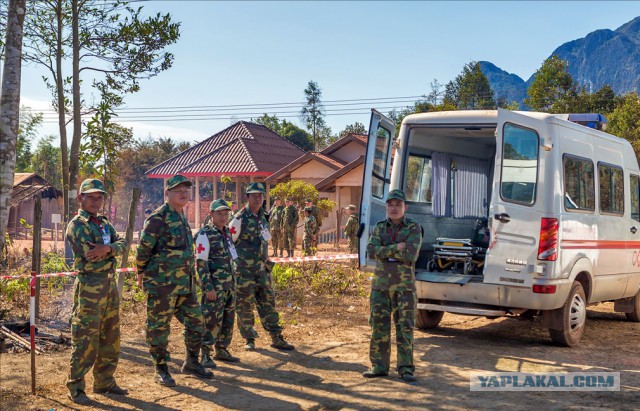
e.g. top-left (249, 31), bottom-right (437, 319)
top-left (416, 274), bottom-right (573, 313)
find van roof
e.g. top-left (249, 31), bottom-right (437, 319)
top-left (402, 110), bottom-right (559, 125)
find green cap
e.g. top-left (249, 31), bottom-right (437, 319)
top-left (285, 197), bottom-right (293, 201)
top-left (386, 189), bottom-right (406, 202)
top-left (79, 179), bottom-right (107, 194)
top-left (273, 196), bottom-right (280, 201)
top-left (167, 175), bottom-right (192, 190)
top-left (304, 206), bottom-right (313, 212)
top-left (347, 204), bottom-right (357, 210)
top-left (304, 198), bottom-right (313, 203)
top-left (246, 182), bottom-right (265, 194)
top-left (210, 198), bottom-right (231, 212)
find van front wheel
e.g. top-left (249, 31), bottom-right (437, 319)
top-left (416, 309), bottom-right (444, 330)
top-left (625, 290), bottom-right (640, 322)
top-left (549, 281), bottom-right (587, 347)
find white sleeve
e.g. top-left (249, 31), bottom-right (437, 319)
top-left (195, 231), bottom-right (210, 261)
top-left (229, 217), bottom-right (242, 243)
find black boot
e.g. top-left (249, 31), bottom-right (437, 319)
top-left (155, 364), bottom-right (176, 387)
top-left (279, 249), bottom-right (283, 257)
top-left (271, 248), bottom-right (277, 257)
top-left (181, 350), bottom-right (213, 379)
top-left (201, 350), bottom-right (217, 369)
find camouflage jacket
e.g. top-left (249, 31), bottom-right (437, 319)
top-left (66, 209), bottom-right (126, 284)
top-left (229, 206), bottom-right (269, 272)
top-left (281, 205), bottom-right (299, 230)
top-left (196, 224), bottom-right (235, 293)
top-left (366, 217), bottom-right (423, 292)
top-left (345, 214), bottom-right (359, 238)
top-left (269, 205), bottom-right (284, 231)
top-left (136, 202), bottom-right (195, 295)
top-left (303, 215), bottom-right (316, 238)
top-left (310, 205), bottom-right (322, 229)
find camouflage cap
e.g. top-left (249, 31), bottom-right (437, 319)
top-left (79, 179), bottom-right (107, 194)
top-left (386, 189), bottom-right (406, 202)
top-left (304, 198), bottom-right (313, 203)
top-left (273, 196), bottom-right (280, 201)
top-left (167, 174), bottom-right (192, 190)
top-left (304, 206), bottom-right (313, 212)
top-left (246, 182), bottom-right (265, 194)
top-left (285, 197), bottom-right (293, 201)
top-left (347, 204), bottom-right (357, 210)
top-left (144, 208), bottom-right (152, 214)
top-left (210, 198), bottom-right (231, 212)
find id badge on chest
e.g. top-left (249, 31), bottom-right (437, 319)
top-left (261, 228), bottom-right (272, 242)
top-left (228, 239), bottom-right (238, 260)
top-left (101, 226), bottom-right (111, 245)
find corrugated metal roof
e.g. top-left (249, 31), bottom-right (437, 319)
top-left (146, 121), bottom-right (305, 178)
top-left (11, 173), bottom-right (62, 206)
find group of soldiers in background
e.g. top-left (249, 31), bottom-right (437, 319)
top-left (268, 197), bottom-right (324, 257)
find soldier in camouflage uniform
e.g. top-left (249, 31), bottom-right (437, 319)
top-left (66, 179), bottom-right (128, 404)
top-left (229, 183), bottom-right (295, 351)
top-left (281, 197), bottom-right (299, 257)
top-left (136, 175), bottom-right (212, 387)
top-left (195, 199), bottom-right (240, 369)
top-left (269, 197), bottom-right (284, 257)
top-left (304, 198), bottom-right (321, 249)
top-left (364, 189), bottom-right (423, 383)
top-left (344, 204), bottom-right (359, 254)
top-left (302, 206), bottom-right (317, 256)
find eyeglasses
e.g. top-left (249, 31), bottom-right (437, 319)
top-left (170, 189), bottom-right (190, 194)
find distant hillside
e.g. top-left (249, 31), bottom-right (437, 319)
top-left (481, 16), bottom-right (640, 106)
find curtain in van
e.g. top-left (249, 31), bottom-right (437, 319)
top-left (432, 152), bottom-right (488, 218)
top-left (453, 156), bottom-right (489, 218)
top-left (432, 152), bottom-right (452, 217)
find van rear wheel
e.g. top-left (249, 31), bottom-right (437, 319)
top-left (416, 309), bottom-right (444, 330)
top-left (549, 281), bottom-right (586, 347)
top-left (625, 290), bottom-right (640, 322)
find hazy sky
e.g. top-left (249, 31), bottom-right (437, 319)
top-left (18, 1), bottom-right (640, 144)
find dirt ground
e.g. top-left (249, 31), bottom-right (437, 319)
top-left (1, 243), bottom-right (640, 410)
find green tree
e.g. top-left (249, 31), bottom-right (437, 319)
top-left (525, 55), bottom-right (578, 112)
top-left (443, 61), bottom-right (496, 110)
top-left (253, 113), bottom-right (313, 151)
top-left (338, 122), bottom-right (367, 139)
top-left (15, 107), bottom-right (43, 172)
top-left (608, 93), bottom-right (640, 164)
top-left (22, 0), bottom-right (180, 234)
top-left (300, 80), bottom-right (327, 151)
top-left (32, 136), bottom-right (63, 190)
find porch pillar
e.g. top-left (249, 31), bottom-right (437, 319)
top-left (235, 176), bottom-right (241, 206)
top-left (195, 176), bottom-right (201, 229)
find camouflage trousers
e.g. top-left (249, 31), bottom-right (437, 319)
top-left (235, 266), bottom-right (282, 339)
top-left (302, 233), bottom-right (314, 256)
top-left (271, 228), bottom-right (282, 251)
top-left (67, 275), bottom-right (120, 394)
top-left (282, 228), bottom-right (296, 251)
top-left (146, 285), bottom-right (204, 365)
top-left (201, 288), bottom-right (235, 353)
top-left (348, 236), bottom-right (358, 254)
top-left (368, 289), bottom-right (416, 375)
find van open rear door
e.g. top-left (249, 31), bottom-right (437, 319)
top-left (358, 109), bottom-right (396, 268)
top-left (484, 109), bottom-right (545, 287)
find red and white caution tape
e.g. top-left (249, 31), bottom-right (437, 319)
top-left (1, 267), bottom-right (137, 281)
top-left (270, 253), bottom-right (358, 263)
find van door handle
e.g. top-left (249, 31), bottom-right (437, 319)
top-left (631, 226), bottom-right (637, 234)
top-left (494, 213), bottom-right (511, 223)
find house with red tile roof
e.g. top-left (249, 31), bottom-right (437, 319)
top-left (266, 133), bottom-right (367, 244)
top-left (146, 121), bottom-right (305, 227)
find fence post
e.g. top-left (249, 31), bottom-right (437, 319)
top-left (119, 188), bottom-right (140, 296)
top-left (32, 196), bottom-right (42, 318)
top-left (30, 270), bottom-right (36, 395)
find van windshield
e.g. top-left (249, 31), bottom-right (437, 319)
top-left (500, 123), bottom-right (539, 205)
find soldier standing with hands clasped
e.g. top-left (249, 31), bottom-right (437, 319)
top-left (195, 199), bottom-right (240, 368)
top-left (344, 204), bottom-right (359, 254)
top-left (269, 197), bottom-right (284, 257)
top-left (136, 175), bottom-right (212, 387)
top-left (364, 189), bottom-right (423, 383)
top-left (229, 183), bottom-right (295, 351)
top-left (281, 197), bottom-right (299, 257)
top-left (302, 206), bottom-right (317, 256)
top-left (66, 179), bottom-right (128, 404)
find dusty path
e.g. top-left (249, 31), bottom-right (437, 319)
top-left (1, 291), bottom-right (639, 411)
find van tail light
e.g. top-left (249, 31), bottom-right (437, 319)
top-left (533, 284), bottom-right (557, 294)
top-left (538, 218), bottom-right (558, 261)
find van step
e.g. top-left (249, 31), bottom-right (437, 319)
top-left (417, 303), bottom-right (509, 317)
top-left (416, 272), bottom-right (476, 284)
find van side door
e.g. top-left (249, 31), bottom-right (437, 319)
top-left (358, 109), bottom-right (396, 268)
top-left (484, 109), bottom-right (546, 287)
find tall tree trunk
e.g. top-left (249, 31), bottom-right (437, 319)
top-left (69, 0), bottom-right (81, 217)
top-left (55, 0), bottom-right (70, 229)
top-left (0, 0), bottom-right (26, 262)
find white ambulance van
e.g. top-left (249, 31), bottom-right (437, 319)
top-left (359, 108), bottom-right (640, 346)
